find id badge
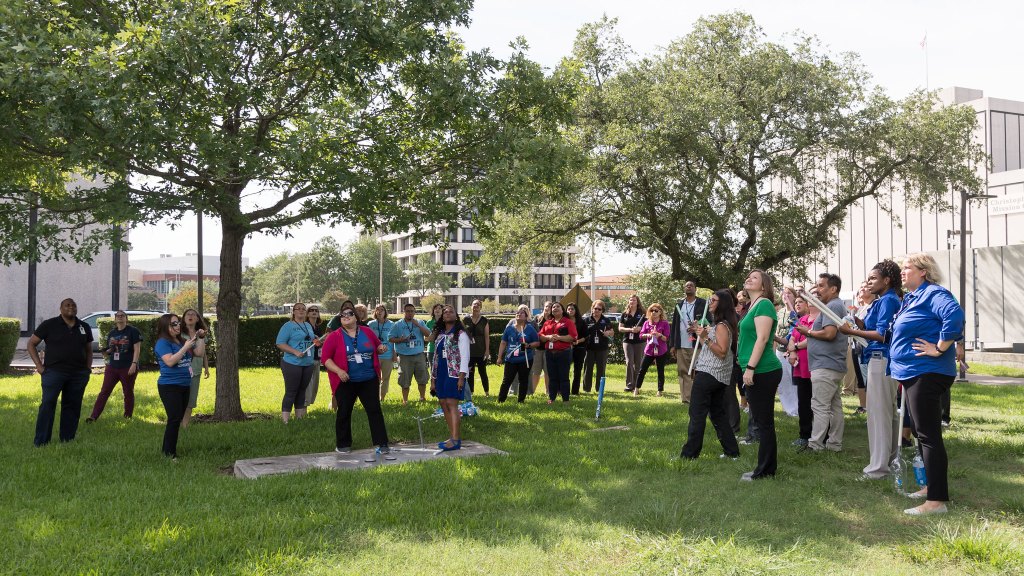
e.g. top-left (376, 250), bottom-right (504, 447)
top-left (593, 336), bottom-right (600, 344)
top-left (113, 352), bottom-right (120, 362)
top-left (470, 337), bottom-right (475, 345)
top-left (188, 362), bottom-right (194, 378)
top-left (353, 352), bottom-right (364, 364)
top-left (548, 341), bottom-right (554, 350)
top-left (79, 326), bottom-right (86, 335)
top-left (513, 349), bottom-right (520, 357)
top-left (408, 339), bottom-right (416, 349)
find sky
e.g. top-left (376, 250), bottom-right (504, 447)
top-left (128, 0), bottom-right (1024, 277)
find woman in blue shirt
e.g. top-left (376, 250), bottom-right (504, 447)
top-left (496, 305), bottom-right (540, 403)
top-left (275, 303), bottom-right (317, 424)
top-left (368, 304), bottom-right (396, 403)
top-left (889, 253), bottom-right (964, 516)
top-left (840, 260), bottom-right (903, 480)
top-left (154, 313), bottom-right (199, 459)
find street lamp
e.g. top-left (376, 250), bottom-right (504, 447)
top-left (957, 189), bottom-right (995, 348)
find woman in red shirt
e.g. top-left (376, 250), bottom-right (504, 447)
top-left (539, 302), bottom-right (578, 404)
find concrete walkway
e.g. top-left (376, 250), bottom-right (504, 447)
top-left (233, 441), bottom-right (507, 479)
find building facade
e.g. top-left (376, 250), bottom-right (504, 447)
top-left (382, 226), bottom-right (579, 312)
top-left (793, 87), bottom-right (1024, 349)
top-left (128, 254), bottom-right (246, 311)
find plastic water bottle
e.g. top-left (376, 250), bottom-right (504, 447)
top-left (912, 453), bottom-right (928, 488)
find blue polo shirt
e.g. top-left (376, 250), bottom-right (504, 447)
top-left (390, 318), bottom-right (426, 356)
top-left (861, 289), bottom-right (901, 362)
top-left (501, 323), bottom-right (539, 365)
top-left (889, 282), bottom-right (964, 380)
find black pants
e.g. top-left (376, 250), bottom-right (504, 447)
top-left (792, 376), bottom-right (813, 440)
top-left (34, 369), bottom-right (90, 446)
top-left (726, 375), bottom-right (741, 435)
top-left (583, 348), bottom-right (608, 392)
top-left (903, 373), bottom-right (955, 502)
top-left (681, 372), bottom-right (740, 458)
top-left (570, 347), bottom-right (586, 394)
top-left (467, 356), bottom-right (490, 394)
top-left (746, 368), bottom-right (782, 478)
top-left (335, 377), bottom-right (390, 449)
top-left (940, 387), bottom-right (952, 424)
top-left (498, 362), bottom-right (531, 403)
top-left (635, 353), bottom-right (668, 391)
top-left (281, 361), bottom-right (313, 412)
top-left (158, 385), bottom-right (190, 457)
top-left (546, 349), bottom-right (572, 401)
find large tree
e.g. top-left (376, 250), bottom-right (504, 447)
top-left (405, 257), bottom-right (452, 298)
top-left (0, 0), bottom-right (569, 419)
top-left (479, 13), bottom-right (986, 289)
top-left (336, 236), bottom-right (406, 306)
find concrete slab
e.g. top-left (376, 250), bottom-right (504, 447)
top-left (233, 441), bottom-right (507, 479)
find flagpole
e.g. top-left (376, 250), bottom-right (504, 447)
top-left (921, 30), bottom-right (929, 90)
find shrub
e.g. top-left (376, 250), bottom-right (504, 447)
top-left (0, 318), bottom-right (20, 370)
top-left (211, 315), bottom-right (289, 367)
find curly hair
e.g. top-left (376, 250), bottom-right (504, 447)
top-left (872, 259), bottom-right (904, 298)
top-left (431, 305), bottom-right (465, 340)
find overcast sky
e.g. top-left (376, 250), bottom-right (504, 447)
top-left (129, 0), bottom-right (1024, 277)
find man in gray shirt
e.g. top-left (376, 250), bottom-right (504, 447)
top-left (795, 273), bottom-right (849, 452)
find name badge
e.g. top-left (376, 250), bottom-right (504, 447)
top-left (513, 349), bottom-right (520, 357)
top-left (408, 339), bottom-right (416, 348)
top-left (593, 336), bottom-right (600, 344)
top-left (113, 352), bottom-right (120, 361)
top-left (470, 337), bottom-right (475, 344)
top-left (353, 352), bottom-right (364, 364)
top-left (79, 326), bottom-right (86, 335)
top-left (548, 341), bottom-right (554, 350)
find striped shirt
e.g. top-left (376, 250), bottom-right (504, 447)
top-left (695, 322), bottom-right (734, 385)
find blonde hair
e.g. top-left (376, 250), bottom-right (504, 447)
top-left (516, 304), bottom-right (532, 321)
top-left (646, 303), bottom-right (665, 322)
top-left (903, 252), bottom-right (944, 284)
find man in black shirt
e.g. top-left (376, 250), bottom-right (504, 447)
top-left (27, 298), bottom-right (94, 446)
top-left (582, 302), bottom-right (615, 393)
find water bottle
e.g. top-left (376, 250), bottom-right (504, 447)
top-left (912, 453), bottom-right (928, 488)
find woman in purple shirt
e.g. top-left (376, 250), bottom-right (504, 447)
top-left (888, 253), bottom-right (964, 516)
top-left (633, 304), bottom-right (671, 396)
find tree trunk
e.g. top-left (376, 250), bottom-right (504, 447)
top-left (213, 223), bottom-right (246, 420)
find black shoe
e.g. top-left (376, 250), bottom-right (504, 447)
top-left (85, 417), bottom-right (95, 424)
top-left (853, 407), bottom-right (867, 415)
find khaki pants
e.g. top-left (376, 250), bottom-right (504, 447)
top-left (378, 358), bottom-right (394, 398)
top-left (396, 353), bottom-right (428, 391)
top-left (675, 347), bottom-right (695, 402)
top-left (809, 368), bottom-right (846, 451)
top-left (863, 356), bottom-right (899, 477)
top-left (842, 347), bottom-right (858, 395)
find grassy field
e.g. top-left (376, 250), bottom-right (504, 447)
top-left (2, 364), bottom-right (1023, 575)
top-left (969, 362), bottom-right (1024, 379)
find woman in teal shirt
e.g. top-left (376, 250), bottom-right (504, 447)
top-left (275, 303), bottom-right (317, 424)
top-left (736, 269), bottom-right (783, 480)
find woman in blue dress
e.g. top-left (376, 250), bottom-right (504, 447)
top-left (430, 305), bottom-right (471, 451)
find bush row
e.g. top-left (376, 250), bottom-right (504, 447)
top-left (0, 318), bottom-right (20, 370)
top-left (93, 313), bottom-right (635, 369)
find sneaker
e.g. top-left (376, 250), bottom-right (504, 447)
top-left (335, 446), bottom-right (351, 453)
top-left (378, 445), bottom-right (397, 460)
top-left (738, 437), bottom-right (759, 446)
top-left (853, 407), bottom-right (867, 415)
top-left (941, 420), bottom-right (950, 428)
top-left (791, 438), bottom-right (809, 447)
top-left (656, 391), bottom-right (663, 397)
top-left (740, 471), bottom-right (755, 481)
top-left (905, 503), bottom-right (947, 516)
top-left (719, 453), bottom-right (740, 461)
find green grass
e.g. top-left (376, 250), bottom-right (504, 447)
top-left (2, 365), bottom-right (1023, 575)
top-left (969, 362), bottom-right (1024, 379)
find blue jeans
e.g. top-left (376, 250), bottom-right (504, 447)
top-left (545, 349), bottom-right (572, 401)
top-left (35, 369), bottom-right (91, 446)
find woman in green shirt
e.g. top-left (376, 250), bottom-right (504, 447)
top-left (425, 304), bottom-right (444, 382)
top-left (736, 269), bottom-right (783, 480)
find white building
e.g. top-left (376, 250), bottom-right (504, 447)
top-left (382, 225), bottom-right (579, 312)
top-left (129, 253), bottom-right (248, 311)
top-left (797, 87), bottom-right (1024, 350)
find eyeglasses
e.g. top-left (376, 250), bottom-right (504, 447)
top-left (170, 321), bottom-right (181, 327)
top-left (340, 311), bottom-right (355, 318)
top-left (308, 309), bottom-right (319, 313)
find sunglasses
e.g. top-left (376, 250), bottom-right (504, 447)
top-left (340, 311), bottom-right (355, 318)
top-left (308, 309), bottom-right (319, 313)
top-left (170, 321), bottom-right (181, 327)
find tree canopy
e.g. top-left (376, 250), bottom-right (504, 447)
top-left (0, 0), bottom-right (570, 419)
top-left (479, 13), bottom-right (987, 289)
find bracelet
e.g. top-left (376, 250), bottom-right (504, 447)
top-left (746, 365), bottom-right (756, 371)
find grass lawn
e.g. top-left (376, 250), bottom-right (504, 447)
top-left (969, 362), bottom-right (1024, 379)
top-left (2, 364), bottom-right (1023, 575)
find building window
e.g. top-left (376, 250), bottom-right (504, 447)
top-left (463, 250), bottom-right (482, 264)
top-left (461, 227), bottom-right (476, 242)
top-left (462, 272), bottom-right (493, 289)
top-left (444, 250), bottom-right (460, 265)
top-left (499, 273), bottom-right (519, 288)
top-left (534, 274), bottom-right (564, 289)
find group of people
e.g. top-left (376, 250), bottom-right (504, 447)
top-left (28, 252), bottom-right (964, 516)
top-left (667, 254), bottom-right (963, 516)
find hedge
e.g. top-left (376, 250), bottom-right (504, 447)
top-left (97, 316), bottom-right (163, 367)
top-left (0, 318), bottom-right (20, 370)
